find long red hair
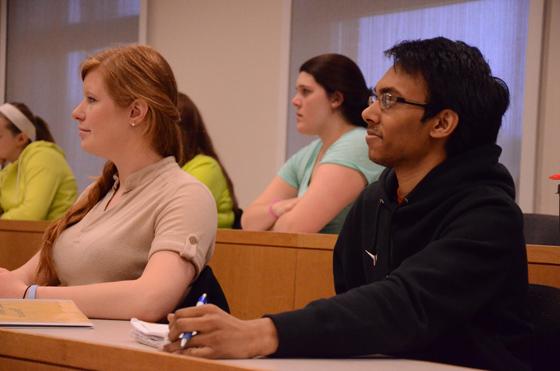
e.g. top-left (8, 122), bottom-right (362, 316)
top-left (35, 45), bottom-right (182, 284)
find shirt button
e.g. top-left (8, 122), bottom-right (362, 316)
top-left (189, 236), bottom-right (198, 245)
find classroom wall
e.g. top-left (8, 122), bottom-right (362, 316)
top-left (146, 0), bottom-right (559, 215)
top-left (0, 1), bottom-right (554, 215)
top-left (0, 1), bottom-right (5, 104)
top-left (535, 0), bottom-right (560, 215)
top-left (146, 0), bottom-right (291, 208)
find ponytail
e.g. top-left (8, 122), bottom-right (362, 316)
top-left (35, 162), bottom-right (117, 284)
top-left (3, 102), bottom-right (55, 143)
top-left (33, 116), bottom-right (55, 142)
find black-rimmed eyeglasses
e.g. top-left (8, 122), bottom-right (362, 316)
top-left (368, 91), bottom-right (429, 110)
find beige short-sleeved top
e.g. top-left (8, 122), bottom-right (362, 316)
top-left (52, 157), bottom-right (217, 286)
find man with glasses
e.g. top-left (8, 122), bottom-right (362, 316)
top-left (165, 37), bottom-right (531, 371)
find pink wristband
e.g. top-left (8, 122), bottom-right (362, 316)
top-left (268, 202), bottom-right (280, 219)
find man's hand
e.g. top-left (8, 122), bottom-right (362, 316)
top-left (164, 304), bottom-right (279, 359)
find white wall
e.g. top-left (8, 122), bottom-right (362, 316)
top-left (0, 0), bottom-right (6, 104)
top-left (145, 0), bottom-right (560, 216)
top-left (535, 0), bottom-right (560, 215)
top-left (146, 0), bottom-right (291, 208)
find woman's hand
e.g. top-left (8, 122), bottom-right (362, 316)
top-left (164, 304), bottom-right (279, 359)
top-left (270, 197), bottom-right (299, 218)
top-left (240, 177), bottom-right (298, 231)
top-left (0, 269), bottom-right (28, 298)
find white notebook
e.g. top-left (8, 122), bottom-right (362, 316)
top-left (130, 318), bottom-right (169, 349)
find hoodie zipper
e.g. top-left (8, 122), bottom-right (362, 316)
top-left (387, 197), bottom-right (409, 272)
top-left (368, 198), bottom-right (384, 258)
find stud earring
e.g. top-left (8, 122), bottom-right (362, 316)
top-left (130, 121), bottom-right (136, 127)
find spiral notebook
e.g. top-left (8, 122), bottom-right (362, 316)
top-left (0, 299), bottom-right (93, 327)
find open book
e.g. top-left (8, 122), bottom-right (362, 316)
top-left (130, 318), bottom-right (169, 349)
top-left (0, 299), bottom-right (93, 327)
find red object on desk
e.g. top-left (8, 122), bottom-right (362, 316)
top-left (551, 174), bottom-right (560, 234)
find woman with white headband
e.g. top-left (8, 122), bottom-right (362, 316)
top-left (0, 102), bottom-right (77, 220)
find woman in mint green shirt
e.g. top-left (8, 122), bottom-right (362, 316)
top-left (242, 54), bottom-right (384, 234)
top-left (177, 92), bottom-right (239, 228)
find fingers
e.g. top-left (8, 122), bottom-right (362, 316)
top-left (167, 313), bottom-right (175, 323)
top-left (168, 317), bottom-right (207, 341)
top-left (163, 340), bottom-right (181, 353)
top-left (179, 346), bottom-right (216, 358)
top-left (174, 303), bottom-right (222, 318)
top-left (163, 306), bottom-right (267, 360)
top-left (168, 305), bottom-right (225, 340)
top-left (167, 344), bottom-right (217, 359)
top-left (163, 333), bottom-right (216, 358)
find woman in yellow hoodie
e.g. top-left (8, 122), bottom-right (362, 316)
top-left (177, 92), bottom-right (240, 228)
top-left (0, 102), bottom-right (77, 220)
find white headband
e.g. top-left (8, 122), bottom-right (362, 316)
top-left (0, 103), bottom-right (36, 142)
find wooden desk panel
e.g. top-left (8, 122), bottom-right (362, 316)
top-left (293, 249), bottom-right (334, 308)
top-left (0, 322), bottom-right (255, 371)
top-left (0, 220), bottom-right (49, 270)
top-left (0, 320), bottom-right (481, 371)
top-left (210, 243), bottom-right (299, 319)
top-left (211, 230), bottom-right (336, 319)
top-left (526, 244), bottom-right (560, 287)
top-left (0, 356), bottom-right (67, 371)
top-left (214, 229), bottom-right (336, 250)
top-left (1, 220), bottom-right (559, 322)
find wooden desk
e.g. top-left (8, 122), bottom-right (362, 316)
top-left (0, 220), bottom-right (50, 270)
top-left (2, 220), bottom-right (560, 320)
top-left (525, 244), bottom-right (560, 288)
top-left (0, 320), bottom-right (481, 371)
top-left (0, 320), bottom-right (253, 371)
top-left (210, 230), bottom-right (560, 318)
top-left (211, 230), bottom-right (336, 319)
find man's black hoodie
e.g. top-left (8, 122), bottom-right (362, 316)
top-left (269, 144), bottom-right (532, 371)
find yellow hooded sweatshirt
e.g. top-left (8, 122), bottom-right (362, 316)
top-left (0, 141), bottom-right (77, 220)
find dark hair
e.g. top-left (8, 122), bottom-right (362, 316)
top-left (176, 92), bottom-right (239, 211)
top-left (384, 37), bottom-right (510, 157)
top-left (300, 54), bottom-right (370, 127)
top-left (2, 102), bottom-right (55, 143)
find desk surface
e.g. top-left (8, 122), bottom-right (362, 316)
top-left (0, 319), bottom-right (482, 371)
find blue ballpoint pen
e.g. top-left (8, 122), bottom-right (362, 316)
top-left (179, 293), bottom-right (208, 349)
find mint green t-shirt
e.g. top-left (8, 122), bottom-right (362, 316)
top-left (278, 127), bottom-right (383, 234)
top-left (182, 154), bottom-right (234, 228)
